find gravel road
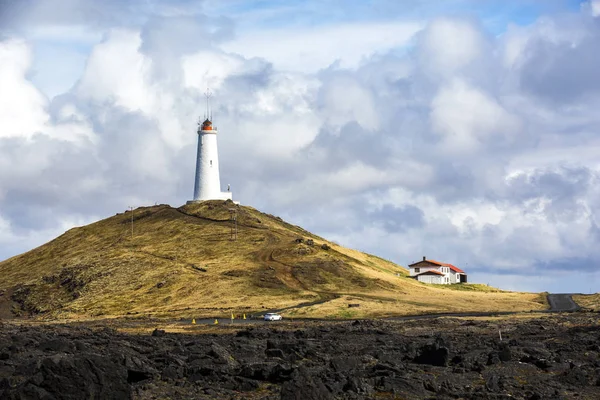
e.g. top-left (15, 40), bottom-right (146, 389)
top-left (547, 293), bottom-right (581, 312)
top-left (182, 293), bottom-right (584, 326)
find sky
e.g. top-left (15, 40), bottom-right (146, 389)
top-left (1, 0), bottom-right (600, 293)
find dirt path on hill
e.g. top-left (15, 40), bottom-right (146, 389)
top-left (267, 291), bottom-right (340, 314)
top-left (174, 208), bottom-right (231, 224)
top-left (254, 234), bottom-right (308, 292)
top-left (142, 206), bottom-right (342, 316)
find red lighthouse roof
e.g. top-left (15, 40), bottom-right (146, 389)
top-left (201, 119), bottom-right (213, 131)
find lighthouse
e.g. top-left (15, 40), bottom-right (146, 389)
top-left (189, 91), bottom-right (232, 203)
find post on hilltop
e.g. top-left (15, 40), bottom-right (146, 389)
top-left (129, 206), bottom-right (134, 238)
top-left (229, 208), bottom-right (237, 241)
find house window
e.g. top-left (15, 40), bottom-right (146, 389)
top-left (414, 268), bottom-right (420, 273)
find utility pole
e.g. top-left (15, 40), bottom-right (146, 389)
top-left (229, 208), bottom-right (237, 241)
top-left (129, 206), bottom-right (134, 239)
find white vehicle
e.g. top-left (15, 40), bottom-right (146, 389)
top-left (264, 313), bottom-right (283, 321)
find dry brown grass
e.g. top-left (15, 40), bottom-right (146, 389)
top-left (0, 200), bottom-right (546, 320)
top-left (285, 290), bottom-right (546, 319)
top-left (573, 294), bottom-right (600, 310)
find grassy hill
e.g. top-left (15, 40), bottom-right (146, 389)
top-left (0, 201), bottom-right (546, 320)
top-left (572, 294), bottom-right (599, 311)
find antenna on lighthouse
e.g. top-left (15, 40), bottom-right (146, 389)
top-left (204, 88), bottom-right (212, 121)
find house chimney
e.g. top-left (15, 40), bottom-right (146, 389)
top-left (423, 256), bottom-right (426, 261)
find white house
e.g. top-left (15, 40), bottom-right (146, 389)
top-left (408, 257), bottom-right (467, 285)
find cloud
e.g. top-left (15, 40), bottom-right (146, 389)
top-left (519, 33), bottom-right (600, 104)
top-left (317, 74), bottom-right (380, 132)
top-left (368, 204), bottom-right (425, 233)
top-left (416, 17), bottom-right (490, 79)
top-left (589, 0), bottom-right (600, 17)
top-left (0, 39), bottom-right (48, 138)
top-left (430, 78), bottom-right (522, 154)
top-left (74, 30), bottom-right (151, 110)
top-left (2, 2), bottom-right (600, 293)
top-left (0, 0), bottom-right (202, 31)
top-left (222, 21), bottom-right (423, 73)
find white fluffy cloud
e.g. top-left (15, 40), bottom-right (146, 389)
top-left (2, 1), bottom-right (600, 292)
top-left (0, 39), bottom-right (48, 139)
top-left (417, 18), bottom-right (488, 79)
top-left (430, 78), bottom-right (521, 154)
top-left (222, 21), bottom-right (423, 73)
top-left (590, 0), bottom-right (600, 17)
top-left (75, 30), bottom-right (151, 110)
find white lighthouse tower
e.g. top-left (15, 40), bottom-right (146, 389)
top-left (189, 91), bottom-right (232, 203)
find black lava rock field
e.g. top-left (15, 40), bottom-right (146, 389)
top-left (1, 314), bottom-right (600, 399)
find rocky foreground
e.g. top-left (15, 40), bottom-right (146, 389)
top-left (1, 314), bottom-right (600, 399)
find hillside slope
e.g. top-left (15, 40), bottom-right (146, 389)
top-left (0, 201), bottom-right (546, 320)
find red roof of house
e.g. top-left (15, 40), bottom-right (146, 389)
top-left (427, 259), bottom-right (465, 274)
top-left (409, 258), bottom-right (466, 273)
top-left (415, 270), bottom-right (445, 276)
